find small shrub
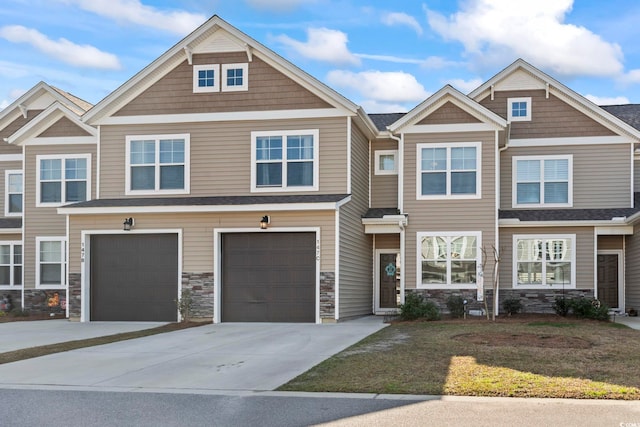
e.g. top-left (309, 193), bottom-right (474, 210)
top-left (175, 289), bottom-right (194, 322)
top-left (399, 293), bottom-right (440, 321)
top-left (502, 298), bottom-right (523, 316)
top-left (570, 298), bottom-right (609, 321)
top-left (446, 295), bottom-right (465, 318)
top-left (552, 297), bottom-right (571, 317)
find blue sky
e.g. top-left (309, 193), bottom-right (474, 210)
top-left (2, 0), bottom-right (640, 113)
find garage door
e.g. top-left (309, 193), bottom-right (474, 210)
top-left (90, 234), bottom-right (178, 321)
top-left (222, 232), bottom-right (316, 322)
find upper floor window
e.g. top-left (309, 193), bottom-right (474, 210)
top-left (222, 63), bottom-right (249, 92)
top-left (513, 155), bottom-right (572, 207)
top-left (193, 64), bottom-right (220, 93)
top-left (514, 235), bottom-right (575, 288)
top-left (418, 232), bottom-right (481, 289)
top-left (5, 170), bottom-right (22, 216)
top-left (251, 130), bottom-right (319, 192)
top-left (375, 150), bottom-right (398, 175)
top-left (126, 134), bottom-right (190, 195)
top-left (508, 97), bottom-right (532, 122)
top-left (37, 154), bottom-right (91, 207)
top-left (0, 241), bottom-right (21, 287)
top-left (417, 142), bottom-right (481, 199)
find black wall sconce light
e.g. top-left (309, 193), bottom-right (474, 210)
top-left (260, 215), bottom-right (270, 230)
top-left (123, 217), bottom-right (135, 231)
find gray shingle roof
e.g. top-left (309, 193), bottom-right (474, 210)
top-left (601, 104), bottom-right (640, 131)
top-left (368, 113), bottom-right (406, 131)
top-left (362, 208), bottom-right (401, 218)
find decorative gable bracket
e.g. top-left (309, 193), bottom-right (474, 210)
top-left (18, 104), bottom-right (28, 119)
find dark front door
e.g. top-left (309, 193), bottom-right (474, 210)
top-left (379, 253), bottom-right (399, 309)
top-left (90, 234), bottom-right (178, 321)
top-left (222, 232), bottom-right (316, 322)
top-left (597, 254), bottom-right (619, 309)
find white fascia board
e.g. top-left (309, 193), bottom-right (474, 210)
top-left (94, 108), bottom-right (351, 126)
top-left (499, 219), bottom-right (629, 227)
top-left (58, 201), bottom-right (347, 215)
top-left (0, 228), bottom-right (22, 234)
top-left (595, 225), bottom-right (634, 235)
top-left (401, 123), bottom-right (499, 134)
top-left (23, 136), bottom-right (96, 146)
top-left (0, 154), bottom-right (23, 162)
top-left (508, 136), bottom-right (630, 147)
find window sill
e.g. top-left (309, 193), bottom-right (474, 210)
top-left (251, 186), bottom-right (319, 193)
top-left (513, 284), bottom-right (576, 289)
top-left (125, 189), bottom-right (190, 196)
top-left (417, 194), bottom-right (481, 201)
top-left (417, 284), bottom-right (478, 290)
top-left (512, 203), bottom-right (573, 209)
top-left (36, 284), bottom-right (66, 290)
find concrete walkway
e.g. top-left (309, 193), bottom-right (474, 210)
top-left (611, 315), bottom-right (640, 329)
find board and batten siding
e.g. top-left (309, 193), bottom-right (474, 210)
top-left (625, 227), bottom-right (640, 310)
top-left (500, 143), bottom-right (631, 209)
top-left (115, 53), bottom-right (331, 116)
top-left (499, 226), bottom-right (594, 290)
top-left (23, 144), bottom-right (96, 289)
top-left (339, 122), bottom-right (373, 318)
top-left (68, 211), bottom-right (336, 274)
top-left (99, 117), bottom-right (348, 198)
top-left (371, 138), bottom-right (398, 208)
top-left (0, 160), bottom-right (23, 216)
top-left (403, 131), bottom-right (497, 290)
top-left (480, 90), bottom-right (615, 139)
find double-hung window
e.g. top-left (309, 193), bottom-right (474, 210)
top-left (36, 237), bottom-right (66, 287)
top-left (37, 155), bottom-right (90, 206)
top-left (5, 170), bottom-right (22, 216)
top-left (513, 155), bottom-right (572, 207)
top-left (514, 235), bottom-right (575, 287)
top-left (0, 242), bottom-right (21, 287)
top-left (418, 232), bottom-right (481, 288)
top-left (126, 134), bottom-right (190, 195)
top-left (417, 142), bottom-right (480, 199)
top-left (252, 130), bottom-right (319, 192)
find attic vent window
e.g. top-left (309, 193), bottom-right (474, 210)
top-left (507, 97), bottom-right (532, 122)
top-left (222, 63), bottom-right (249, 92)
top-left (193, 64), bottom-right (220, 93)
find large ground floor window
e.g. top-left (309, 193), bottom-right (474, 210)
top-left (514, 234), bottom-right (575, 287)
top-left (418, 231), bottom-right (481, 288)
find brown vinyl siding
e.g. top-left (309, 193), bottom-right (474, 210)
top-left (500, 143), bottom-right (631, 209)
top-left (0, 111), bottom-right (41, 154)
top-left (0, 160), bottom-right (23, 216)
top-left (635, 158), bottom-right (640, 191)
top-left (0, 233), bottom-right (22, 241)
top-left (625, 227), bottom-right (640, 310)
top-left (417, 102), bottom-right (481, 125)
top-left (339, 122), bottom-right (373, 318)
top-left (403, 131), bottom-right (497, 290)
top-left (99, 117), bottom-right (348, 198)
top-left (598, 235), bottom-right (623, 250)
top-left (38, 117), bottom-right (92, 138)
top-left (371, 138), bottom-right (398, 208)
top-left (480, 90), bottom-right (615, 139)
top-left (23, 144), bottom-right (96, 289)
top-left (374, 234), bottom-right (400, 249)
top-left (115, 53), bottom-right (331, 116)
top-left (68, 211), bottom-right (336, 273)
top-left (499, 226), bottom-right (594, 290)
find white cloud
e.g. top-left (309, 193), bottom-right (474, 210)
top-left (425, 0), bottom-right (623, 78)
top-left (326, 70), bottom-right (429, 103)
top-left (584, 94), bottom-right (630, 106)
top-left (622, 69), bottom-right (640, 84)
top-left (381, 12), bottom-right (423, 35)
top-left (446, 78), bottom-right (483, 94)
top-left (360, 99), bottom-right (410, 113)
top-left (354, 54), bottom-right (460, 70)
top-left (60, 0), bottom-right (206, 36)
top-left (0, 100), bottom-right (9, 110)
top-left (245, 0), bottom-right (315, 12)
top-left (275, 28), bottom-right (360, 66)
top-left (9, 88), bottom-right (26, 100)
top-left (0, 25), bottom-right (121, 70)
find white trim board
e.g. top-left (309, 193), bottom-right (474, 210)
top-left (508, 136), bottom-right (631, 147)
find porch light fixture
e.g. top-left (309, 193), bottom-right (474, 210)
top-left (260, 215), bottom-right (270, 230)
top-left (123, 217), bottom-right (134, 231)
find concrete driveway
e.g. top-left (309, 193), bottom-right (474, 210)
top-left (0, 317), bottom-right (386, 392)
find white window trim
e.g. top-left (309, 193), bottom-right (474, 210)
top-left (36, 154), bottom-right (92, 208)
top-left (0, 240), bottom-right (21, 289)
top-left (375, 150), bottom-right (398, 175)
top-left (416, 141), bottom-right (482, 200)
top-left (35, 236), bottom-right (67, 289)
top-left (251, 129), bottom-right (320, 193)
top-left (4, 170), bottom-right (22, 217)
top-left (193, 64), bottom-right (220, 93)
top-left (125, 134), bottom-right (190, 196)
top-left (508, 97), bottom-right (532, 122)
top-left (221, 63), bottom-right (249, 92)
top-left (512, 155), bottom-right (573, 208)
top-left (416, 231), bottom-right (482, 290)
top-left (512, 234), bottom-right (576, 289)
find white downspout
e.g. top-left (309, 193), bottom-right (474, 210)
top-left (494, 123), bottom-right (511, 317)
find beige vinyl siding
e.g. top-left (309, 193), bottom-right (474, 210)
top-left (403, 131), bottom-right (497, 290)
top-left (417, 102), bottom-right (481, 125)
top-left (0, 111), bottom-right (41, 155)
top-left (598, 235), bottom-right (623, 250)
top-left (0, 160), bottom-right (23, 216)
top-left (24, 144), bottom-right (96, 289)
top-left (499, 226), bottom-right (594, 290)
top-left (0, 233), bottom-right (22, 241)
top-left (371, 138), bottom-right (398, 208)
top-left (635, 157), bottom-right (640, 191)
top-left (625, 227), bottom-right (640, 310)
top-left (480, 90), bottom-right (615, 139)
top-left (38, 117), bottom-right (92, 138)
top-left (374, 234), bottom-right (400, 250)
top-left (99, 117), bottom-right (348, 198)
top-left (115, 53), bottom-right (331, 116)
top-left (339, 122), bottom-right (373, 318)
top-left (500, 143), bottom-right (631, 209)
top-left (68, 211), bottom-right (336, 274)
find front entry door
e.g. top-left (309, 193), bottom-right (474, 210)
top-left (377, 251), bottom-right (400, 311)
top-left (597, 253), bottom-right (621, 310)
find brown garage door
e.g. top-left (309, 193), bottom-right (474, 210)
top-left (90, 234), bottom-right (178, 321)
top-left (222, 232), bottom-right (316, 322)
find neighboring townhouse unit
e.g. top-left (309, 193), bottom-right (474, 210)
top-left (3, 16), bottom-right (640, 322)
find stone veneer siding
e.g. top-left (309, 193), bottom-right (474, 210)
top-left (69, 273), bottom-right (81, 319)
top-left (181, 272), bottom-right (214, 320)
top-left (23, 289), bottom-right (68, 316)
top-left (407, 288), bottom-right (594, 315)
top-left (320, 271), bottom-right (335, 319)
top-left (0, 289), bottom-right (21, 312)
